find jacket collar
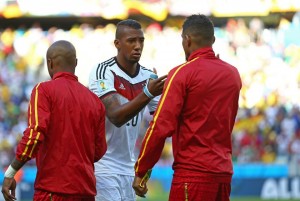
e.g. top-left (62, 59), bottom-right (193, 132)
top-left (53, 72), bottom-right (78, 81)
top-left (188, 47), bottom-right (215, 61)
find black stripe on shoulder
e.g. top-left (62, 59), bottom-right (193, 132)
top-left (141, 66), bottom-right (153, 73)
top-left (99, 63), bottom-right (104, 79)
top-left (96, 63), bottom-right (101, 80)
top-left (106, 57), bottom-right (116, 66)
top-left (102, 65), bottom-right (108, 79)
top-left (96, 58), bottom-right (116, 79)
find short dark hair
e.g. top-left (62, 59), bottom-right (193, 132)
top-left (182, 14), bottom-right (214, 42)
top-left (115, 19), bottom-right (142, 39)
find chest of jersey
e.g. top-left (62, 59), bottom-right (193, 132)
top-left (113, 73), bottom-right (147, 101)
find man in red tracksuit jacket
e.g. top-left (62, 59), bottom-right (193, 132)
top-left (1, 40), bottom-right (107, 201)
top-left (133, 14), bottom-right (242, 201)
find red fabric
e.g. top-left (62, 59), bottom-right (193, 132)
top-left (34, 190), bottom-right (95, 201)
top-left (169, 181), bottom-right (231, 201)
top-left (16, 72), bottom-right (107, 196)
top-left (135, 47), bottom-right (241, 183)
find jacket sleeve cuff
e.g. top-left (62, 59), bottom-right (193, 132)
top-left (135, 171), bottom-right (147, 178)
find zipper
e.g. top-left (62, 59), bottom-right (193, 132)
top-left (184, 183), bottom-right (189, 201)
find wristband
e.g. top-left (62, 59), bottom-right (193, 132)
top-left (4, 165), bottom-right (17, 178)
top-left (143, 85), bottom-right (154, 99)
top-left (150, 74), bottom-right (158, 79)
top-left (143, 73), bottom-right (158, 99)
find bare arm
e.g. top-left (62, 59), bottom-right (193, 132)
top-left (10, 158), bottom-right (26, 171)
top-left (102, 92), bottom-right (150, 127)
top-left (102, 75), bottom-right (167, 127)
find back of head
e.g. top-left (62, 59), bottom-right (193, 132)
top-left (46, 40), bottom-right (77, 77)
top-left (115, 19), bottom-right (142, 39)
top-left (182, 14), bottom-right (215, 47)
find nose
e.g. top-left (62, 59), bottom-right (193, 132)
top-left (134, 41), bottom-right (143, 50)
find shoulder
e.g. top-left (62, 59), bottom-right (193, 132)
top-left (89, 57), bottom-right (117, 79)
top-left (34, 80), bottom-right (51, 90)
top-left (139, 65), bottom-right (156, 79)
top-left (140, 65), bottom-right (153, 74)
top-left (29, 80), bottom-right (52, 98)
top-left (220, 59), bottom-right (240, 75)
top-left (169, 62), bottom-right (189, 76)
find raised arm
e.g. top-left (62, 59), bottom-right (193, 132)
top-left (102, 75), bottom-right (167, 127)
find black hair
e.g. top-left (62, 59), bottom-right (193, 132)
top-left (115, 19), bottom-right (142, 39)
top-left (182, 14), bottom-right (214, 42)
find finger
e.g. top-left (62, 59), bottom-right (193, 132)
top-left (11, 189), bottom-right (16, 198)
top-left (133, 184), bottom-right (148, 197)
top-left (136, 192), bottom-right (146, 198)
top-left (139, 185), bottom-right (148, 195)
top-left (153, 67), bottom-right (157, 74)
top-left (3, 193), bottom-right (16, 201)
top-left (133, 187), bottom-right (143, 197)
top-left (156, 75), bottom-right (167, 81)
top-left (159, 79), bottom-right (166, 86)
top-left (8, 194), bottom-right (17, 201)
top-left (135, 189), bottom-right (147, 198)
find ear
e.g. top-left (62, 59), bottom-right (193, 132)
top-left (47, 58), bottom-right (53, 69)
top-left (75, 58), bottom-right (78, 68)
top-left (186, 35), bottom-right (192, 47)
top-left (212, 36), bottom-right (216, 44)
top-left (114, 39), bottom-right (120, 50)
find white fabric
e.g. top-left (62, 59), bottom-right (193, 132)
top-left (89, 57), bottom-right (160, 177)
top-left (95, 174), bottom-right (135, 201)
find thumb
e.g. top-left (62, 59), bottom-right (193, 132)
top-left (153, 67), bottom-right (157, 75)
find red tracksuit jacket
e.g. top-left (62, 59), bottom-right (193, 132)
top-left (135, 47), bottom-right (242, 183)
top-left (16, 72), bottom-right (107, 196)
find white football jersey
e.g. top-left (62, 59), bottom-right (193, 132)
top-left (88, 57), bottom-right (160, 176)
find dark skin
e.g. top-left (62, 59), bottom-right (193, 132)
top-left (1, 40), bottom-right (77, 201)
top-left (181, 31), bottom-right (215, 61)
top-left (132, 29), bottom-right (216, 198)
top-left (102, 25), bottom-right (167, 127)
top-left (46, 40), bottom-right (77, 78)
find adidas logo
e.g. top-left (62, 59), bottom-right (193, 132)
top-left (119, 83), bottom-right (126, 90)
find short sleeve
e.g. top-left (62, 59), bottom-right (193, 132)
top-left (89, 65), bottom-right (116, 98)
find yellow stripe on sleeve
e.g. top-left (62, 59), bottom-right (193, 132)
top-left (21, 83), bottom-right (41, 159)
top-left (21, 98), bottom-right (33, 160)
top-left (135, 57), bottom-right (199, 173)
top-left (29, 132), bottom-right (41, 157)
top-left (34, 83), bottom-right (39, 130)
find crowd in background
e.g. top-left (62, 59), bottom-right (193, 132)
top-left (1, 13), bottom-right (300, 174)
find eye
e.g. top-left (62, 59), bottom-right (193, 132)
top-left (127, 38), bottom-right (135, 43)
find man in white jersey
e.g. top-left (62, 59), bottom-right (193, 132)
top-left (88, 19), bottom-right (167, 201)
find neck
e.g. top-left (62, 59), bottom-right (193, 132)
top-left (116, 56), bottom-right (137, 76)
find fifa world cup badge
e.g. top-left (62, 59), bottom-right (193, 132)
top-left (97, 80), bottom-right (107, 92)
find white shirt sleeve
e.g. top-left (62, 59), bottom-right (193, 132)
top-left (88, 65), bottom-right (116, 98)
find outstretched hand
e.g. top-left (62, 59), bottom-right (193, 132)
top-left (132, 176), bottom-right (148, 198)
top-left (147, 74), bottom-right (167, 97)
top-left (1, 177), bottom-right (17, 201)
